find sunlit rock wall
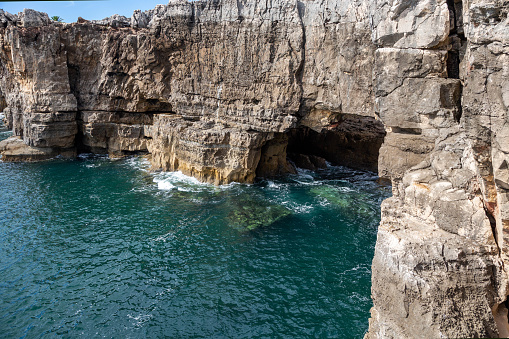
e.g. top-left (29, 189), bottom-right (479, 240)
top-left (0, 0), bottom-right (380, 182)
top-left (1, 0), bottom-right (509, 336)
top-left (367, 0), bottom-right (509, 337)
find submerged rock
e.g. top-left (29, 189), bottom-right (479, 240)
top-left (226, 196), bottom-right (291, 231)
top-left (309, 185), bottom-right (374, 218)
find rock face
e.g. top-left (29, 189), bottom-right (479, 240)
top-left (0, 1), bottom-right (382, 183)
top-left (0, 0), bottom-right (508, 337)
top-left (367, 0), bottom-right (509, 337)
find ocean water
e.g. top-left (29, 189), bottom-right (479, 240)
top-left (0, 121), bottom-right (390, 338)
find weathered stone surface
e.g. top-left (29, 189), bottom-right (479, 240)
top-left (0, 0), bottom-right (381, 180)
top-left (91, 14), bottom-right (130, 28)
top-left (0, 0), bottom-right (508, 337)
top-left (374, 48), bottom-right (448, 97)
top-left (299, 0), bottom-right (375, 117)
top-left (0, 136), bottom-right (75, 161)
top-left (18, 9), bottom-right (50, 28)
top-left (79, 111), bottom-right (152, 154)
top-left (367, 0), bottom-right (509, 337)
top-left (370, 0), bottom-right (451, 48)
top-left (0, 9), bottom-right (17, 28)
top-left (148, 115), bottom-right (272, 184)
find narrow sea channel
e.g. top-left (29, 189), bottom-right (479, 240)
top-left (0, 119), bottom-right (389, 337)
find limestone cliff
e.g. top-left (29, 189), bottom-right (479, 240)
top-left (0, 0), bottom-right (508, 337)
top-left (0, 1), bottom-right (382, 183)
top-left (367, 0), bottom-right (509, 337)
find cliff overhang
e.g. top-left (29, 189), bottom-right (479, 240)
top-left (1, 0), bottom-right (509, 337)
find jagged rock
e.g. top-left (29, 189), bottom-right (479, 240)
top-left (91, 14), bottom-right (130, 28)
top-left (0, 1), bottom-right (508, 337)
top-left (18, 9), bottom-right (50, 28)
top-left (290, 153), bottom-right (321, 171)
top-left (0, 9), bottom-right (18, 28)
top-left (131, 10), bottom-right (150, 29)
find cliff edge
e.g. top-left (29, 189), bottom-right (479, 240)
top-left (0, 0), bottom-right (508, 337)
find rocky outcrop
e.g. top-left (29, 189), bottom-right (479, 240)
top-left (0, 1), bottom-right (383, 183)
top-left (0, 0), bottom-right (508, 337)
top-left (366, 0), bottom-right (509, 337)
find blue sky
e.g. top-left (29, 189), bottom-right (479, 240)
top-left (0, 1), bottom-right (167, 22)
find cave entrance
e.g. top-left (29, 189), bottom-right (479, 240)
top-left (255, 113), bottom-right (386, 179)
top-left (286, 114), bottom-right (386, 173)
top-left (0, 89), bottom-right (10, 131)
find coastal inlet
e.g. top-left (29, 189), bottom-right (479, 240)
top-left (0, 117), bottom-right (389, 338)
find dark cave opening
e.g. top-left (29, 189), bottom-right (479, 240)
top-left (255, 114), bottom-right (386, 180)
top-left (286, 115), bottom-right (386, 173)
top-left (446, 0), bottom-right (466, 81)
top-left (0, 90), bottom-right (6, 131)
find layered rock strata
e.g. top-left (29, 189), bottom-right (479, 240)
top-left (0, 1), bottom-right (382, 183)
top-left (0, 0), bottom-right (508, 337)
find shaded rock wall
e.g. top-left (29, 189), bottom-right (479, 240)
top-left (0, 0), bottom-right (508, 337)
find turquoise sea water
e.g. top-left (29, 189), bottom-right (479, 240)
top-left (0, 120), bottom-right (389, 338)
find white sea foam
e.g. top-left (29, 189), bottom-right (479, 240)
top-left (288, 168), bottom-right (322, 186)
top-left (153, 232), bottom-right (176, 242)
top-left (341, 264), bottom-right (371, 276)
top-left (153, 171), bottom-right (239, 192)
top-left (318, 199), bottom-right (331, 207)
top-left (336, 186), bottom-right (355, 192)
top-left (266, 180), bottom-right (287, 190)
top-left (77, 153), bottom-right (94, 159)
top-left (153, 176), bottom-right (174, 190)
top-left (153, 171), bottom-right (207, 191)
top-left (127, 313), bottom-right (153, 327)
top-left (281, 201), bottom-right (313, 214)
top-left (267, 180), bottom-right (277, 188)
top-left (85, 163), bottom-right (101, 168)
top-left (124, 156), bottom-right (150, 171)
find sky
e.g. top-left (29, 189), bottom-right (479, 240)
top-left (0, 1), bottom-right (167, 22)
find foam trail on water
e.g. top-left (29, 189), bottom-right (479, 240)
top-left (153, 171), bottom-right (239, 192)
top-left (124, 156), bottom-right (151, 172)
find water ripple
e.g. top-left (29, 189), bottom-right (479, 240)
top-left (0, 155), bottom-right (389, 338)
